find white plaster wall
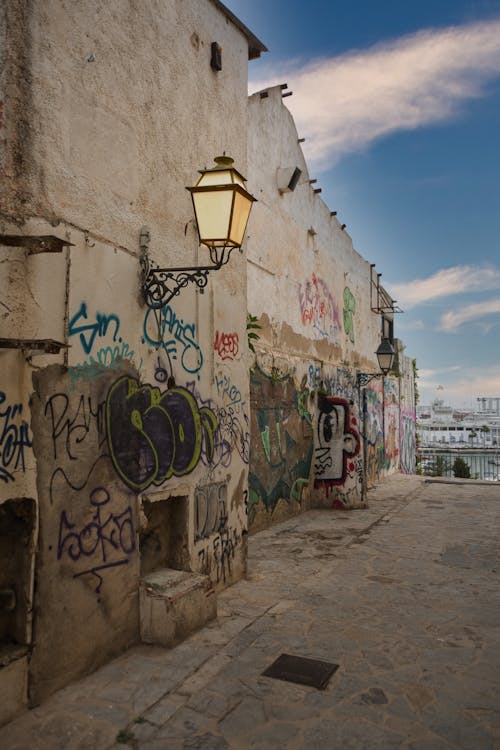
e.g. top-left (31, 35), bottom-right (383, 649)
top-left (247, 85), bottom-right (382, 373)
top-left (5, 0), bottom-right (249, 257)
top-left (1, 0), bottom-right (252, 577)
top-left (0, 0), bottom-right (256, 710)
top-left (246, 86), bottom-right (413, 522)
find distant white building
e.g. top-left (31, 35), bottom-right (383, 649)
top-left (417, 398), bottom-right (500, 447)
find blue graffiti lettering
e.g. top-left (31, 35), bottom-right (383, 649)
top-left (69, 302), bottom-right (120, 355)
top-left (143, 305), bottom-right (203, 375)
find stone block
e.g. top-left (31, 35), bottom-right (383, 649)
top-left (0, 650), bottom-right (28, 727)
top-left (140, 569), bottom-right (216, 648)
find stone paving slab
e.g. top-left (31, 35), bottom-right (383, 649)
top-left (1, 474), bottom-right (499, 749)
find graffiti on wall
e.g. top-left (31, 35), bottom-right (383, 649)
top-left (197, 524), bottom-right (241, 584)
top-left (384, 379), bottom-right (400, 471)
top-left (298, 273), bottom-right (341, 342)
top-left (215, 372), bottom-right (245, 414)
top-left (29, 369), bottom-right (138, 688)
top-left (343, 287), bottom-right (356, 343)
top-left (186, 379), bottom-right (250, 474)
top-left (69, 302), bottom-right (142, 385)
top-left (143, 304), bottom-right (203, 375)
top-left (362, 383), bottom-right (385, 483)
top-left (400, 411), bottom-right (416, 474)
top-left (332, 367), bottom-right (356, 400)
top-left (41, 387), bottom-right (137, 603)
top-left (314, 394), bottom-right (360, 489)
top-left (196, 481), bottom-right (241, 583)
top-left (214, 330), bottom-right (239, 361)
top-left (0, 390), bottom-right (32, 483)
top-left (45, 392), bottom-right (107, 462)
top-left (69, 302), bottom-right (120, 354)
top-left (57, 483), bottom-right (135, 596)
top-left (194, 481), bottom-right (228, 541)
top-left (308, 364), bottom-right (321, 390)
top-left (106, 376), bottom-right (217, 491)
top-left (249, 369), bottom-right (313, 521)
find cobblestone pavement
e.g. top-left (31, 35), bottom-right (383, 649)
top-left (2, 474), bottom-right (499, 749)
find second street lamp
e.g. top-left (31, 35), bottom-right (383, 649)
top-left (357, 338), bottom-right (396, 388)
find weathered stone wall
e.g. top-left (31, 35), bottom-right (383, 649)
top-left (29, 364), bottom-right (140, 702)
top-left (398, 347), bottom-right (417, 475)
top-left (0, 0), bottom-right (255, 714)
top-left (247, 86), bottom-right (414, 530)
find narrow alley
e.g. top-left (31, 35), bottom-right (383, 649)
top-left (1, 475), bottom-right (498, 749)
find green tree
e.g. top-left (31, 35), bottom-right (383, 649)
top-left (452, 457), bottom-right (471, 479)
top-left (430, 455), bottom-right (451, 477)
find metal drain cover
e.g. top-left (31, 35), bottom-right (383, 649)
top-left (262, 653), bottom-right (339, 690)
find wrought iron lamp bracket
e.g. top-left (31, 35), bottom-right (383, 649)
top-left (357, 372), bottom-right (384, 388)
top-left (141, 244), bottom-right (235, 310)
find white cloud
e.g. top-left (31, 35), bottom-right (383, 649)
top-left (250, 19), bottom-right (500, 167)
top-left (397, 319), bottom-right (425, 331)
top-left (390, 265), bottom-right (500, 307)
top-left (439, 298), bottom-right (500, 332)
top-left (418, 365), bottom-right (461, 379)
top-left (419, 365), bottom-right (500, 406)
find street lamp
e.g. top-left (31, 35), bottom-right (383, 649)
top-left (357, 338), bottom-right (396, 387)
top-left (141, 156), bottom-right (256, 309)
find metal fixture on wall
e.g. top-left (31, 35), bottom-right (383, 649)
top-left (210, 42), bottom-right (222, 71)
top-left (0, 234), bottom-right (74, 254)
top-left (141, 156), bottom-right (256, 311)
top-left (357, 338), bottom-right (396, 388)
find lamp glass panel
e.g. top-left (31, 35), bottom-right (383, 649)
top-left (377, 351), bottom-right (394, 373)
top-left (192, 190), bottom-right (233, 245)
top-left (231, 172), bottom-right (246, 188)
top-left (229, 191), bottom-right (252, 246)
top-left (197, 169), bottom-right (233, 187)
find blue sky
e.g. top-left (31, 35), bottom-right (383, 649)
top-left (227, 0), bottom-right (500, 408)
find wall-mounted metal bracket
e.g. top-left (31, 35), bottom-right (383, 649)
top-left (357, 372), bottom-right (383, 389)
top-left (141, 253), bottom-right (231, 310)
top-left (0, 338), bottom-right (68, 354)
top-left (0, 235), bottom-right (74, 255)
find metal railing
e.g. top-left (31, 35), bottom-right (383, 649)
top-left (419, 448), bottom-right (500, 481)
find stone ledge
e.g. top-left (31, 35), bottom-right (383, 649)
top-left (140, 569), bottom-right (217, 648)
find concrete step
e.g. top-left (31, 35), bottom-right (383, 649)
top-left (0, 646), bottom-right (29, 727)
top-left (139, 568), bottom-right (217, 648)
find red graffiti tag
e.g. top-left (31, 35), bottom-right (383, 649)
top-left (214, 331), bottom-right (239, 360)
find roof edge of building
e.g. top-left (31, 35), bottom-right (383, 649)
top-left (211, 0), bottom-right (268, 59)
